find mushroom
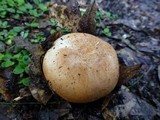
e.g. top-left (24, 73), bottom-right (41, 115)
top-left (42, 33), bottom-right (119, 103)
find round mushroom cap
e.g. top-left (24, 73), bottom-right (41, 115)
top-left (43, 33), bottom-right (119, 103)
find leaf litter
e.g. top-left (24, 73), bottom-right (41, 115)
top-left (48, 0), bottom-right (97, 34)
top-left (0, 77), bottom-right (12, 101)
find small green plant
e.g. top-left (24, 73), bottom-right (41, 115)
top-left (50, 19), bottom-right (57, 27)
top-left (0, 26), bottom-right (23, 45)
top-left (0, 49), bottom-right (31, 86)
top-left (105, 12), bottom-right (116, 19)
top-left (20, 30), bottom-right (29, 39)
top-left (0, 0), bottom-right (69, 88)
top-left (96, 11), bottom-right (117, 20)
top-left (102, 28), bottom-right (112, 37)
top-left (12, 50), bottom-right (30, 74)
top-left (0, 0), bottom-right (47, 19)
top-left (0, 21), bottom-right (10, 28)
top-left (96, 11), bottom-right (103, 19)
top-left (96, 10), bottom-right (116, 36)
top-left (33, 0), bottom-right (47, 12)
top-left (49, 19), bottom-right (70, 34)
top-left (25, 22), bottom-right (39, 28)
top-left (0, 51), bottom-right (15, 68)
top-left (30, 32), bottom-right (45, 43)
top-left (18, 77), bottom-right (30, 86)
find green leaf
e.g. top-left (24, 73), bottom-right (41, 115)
top-left (13, 46), bottom-right (21, 53)
top-left (13, 26), bottom-right (22, 32)
top-left (13, 53), bottom-right (21, 59)
top-left (0, 35), bottom-right (4, 41)
top-left (17, 55), bottom-right (23, 62)
top-left (22, 55), bottom-right (30, 64)
top-left (96, 23), bottom-right (101, 27)
top-left (103, 28), bottom-right (110, 33)
top-left (24, 66), bottom-right (29, 73)
top-left (0, 11), bottom-right (7, 18)
top-left (0, 1), bottom-right (7, 5)
top-left (16, 10), bottom-right (23, 14)
top-left (0, 53), bottom-right (4, 60)
top-left (30, 32), bottom-right (45, 43)
top-left (50, 29), bottom-right (56, 34)
top-left (50, 19), bottom-right (57, 26)
top-left (21, 50), bottom-right (29, 55)
top-left (14, 14), bottom-right (20, 19)
top-left (102, 28), bottom-right (112, 37)
top-left (39, 4), bottom-right (47, 12)
top-left (33, 0), bottom-right (40, 5)
top-left (29, 9), bottom-right (40, 17)
top-left (61, 28), bottom-right (70, 34)
top-left (25, 3), bottom-right (33, 10)
top-left (25, 22), bottom-right (39, 28)
top-left (7, 28), bottom-right (20, 38)
top-left (18, 78), bottom-right (30, 86)
top-left (13, 64), bottom-right (24, 74)
top-left (3, 51), bottom-right (12, 61)
top-left (0, 21), bottom-right (9, 28)
top-left (1, 60), bottom-right (15, 68)
top-left (18, 6), bottom-right (27, 13)
top-left (5, 39), bottom-right (13, 46)
top-left (96, 11), bottom-right (103, 19)
top-left (105, 12), bottom-right (112, 18)
top-left (2, 21), bottom-right (8, 27)
top-left (0, 7), bottom-right (4, 11)
top-left (16, 0), bottom-right (25, 6)
top-left (7, 0), bottom-right (15, 7)
top-left (6, 8), bottom-right (16, 13)
top-left (21, 30), bottom-right (29, 38)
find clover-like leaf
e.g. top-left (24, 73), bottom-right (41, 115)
top-left (13, 64), bottom-right (24, 74)
top-left (1, 60), bottom-right (15, 68)
top-left (18, 77), bottom-right (30, 86)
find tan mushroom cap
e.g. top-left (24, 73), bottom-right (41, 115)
top-left (43, 33), bottom-right (119, 103)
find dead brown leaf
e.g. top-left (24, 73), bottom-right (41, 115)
top-left (48, 0), bottom-right (97, 34)
top-left (78, 0), bottom-right (97, 34)
top-left (13, 88), bottom-right (31, 101)
top-left (118, 64), bottom-right (141, 86)
top-left (48, 0), bottom-right (81, 32)
top-left (15, 36), bottom-right (53, 104)
top-left (102, 94), bottom-right (112, 111)
top-left (29, 75), bottom-right (52, 105)
top-left (154, 28), bottom-right (160, 35)
top-left (27, 40), bottom-right (53, 105)
top-left (29, 58), bottom-right (53, 105)
top-left (102, 108), bottom-right (116, 120)
top-left (0, 77), bottom-right (12, 101)
top-left (41, 31), bottom-right (62, 51)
